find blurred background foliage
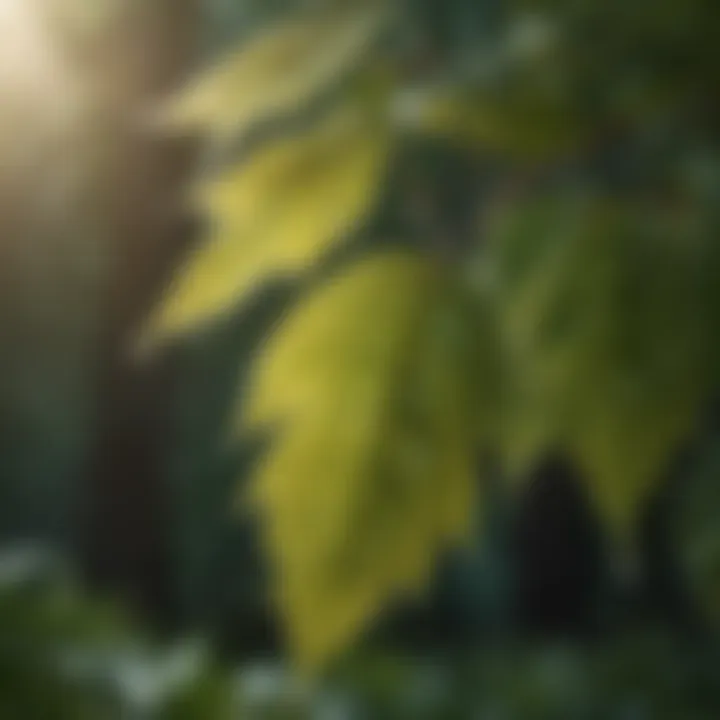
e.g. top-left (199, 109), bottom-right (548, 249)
top-left (1, 0), bottom-right (720, 716)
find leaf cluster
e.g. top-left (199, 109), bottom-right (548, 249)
top-left (144, 0), bottom-right (720, 670)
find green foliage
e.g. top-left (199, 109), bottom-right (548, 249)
top-left (142, 95), bottom-right (392, 347)
top-left (144, 0), bottom-right (720, 670)
top-left (240, 252), bottom-right (481, 669)
top-left (337, 636), bottom-right (720, 719)
top-left (0, 547), bottom-right (236, 719)
top-left (157, 0), bottom-right (391, 146)
top-left (490, 195), bottom-right (713, 531)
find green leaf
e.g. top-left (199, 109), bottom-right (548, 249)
top-left (141, 99), bottom-right (392, 347)
top-left (156, 1), bottom-right (390, 144)
top-left (490, 197), bottom-right (712, 534)
top-left (240, 251), bottom-right (482, 671)
top-left (398, 79), bottom-right (589, 161)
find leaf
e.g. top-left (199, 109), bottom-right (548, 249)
top-left (489, 197), bottom-right (711, 534)
top-left (157, 1), bottom-right (390, 144)
top-left (396, 84), bottom-right (589, 161)
top-left (240, 251), bottom-right (482, 671)
top-left (566, 224), bottom-right (711, 534)
top-left (140, 100), bottom-right (392, 347)
top-left (492, 198), bottom-right (608, 478)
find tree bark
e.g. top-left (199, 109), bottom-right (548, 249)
top-left (79, 0), bottom-right (202, 629)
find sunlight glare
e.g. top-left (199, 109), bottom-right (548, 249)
top-left (0, 0), bottom-right (85, 172)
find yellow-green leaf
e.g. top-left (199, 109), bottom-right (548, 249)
top-left (397, 85), bottom-right (589, 161)
top-left (241, 251), bottom-right (482, 671)
top-left (141, 101), bottom-right (392, 347)
top-left (157, 1), bottom-right (390, 144)
top-left (492, 198), bottom-right (608, 479)
top-left (490, 197), bottom-right (711, 534)
top-left (568, 378), bottom-right (701, 537)
top-left (566, 227), bottom-right (711, 534)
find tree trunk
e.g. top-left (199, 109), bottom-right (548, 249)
top-left (79, 0), bottom-right (202, 629)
